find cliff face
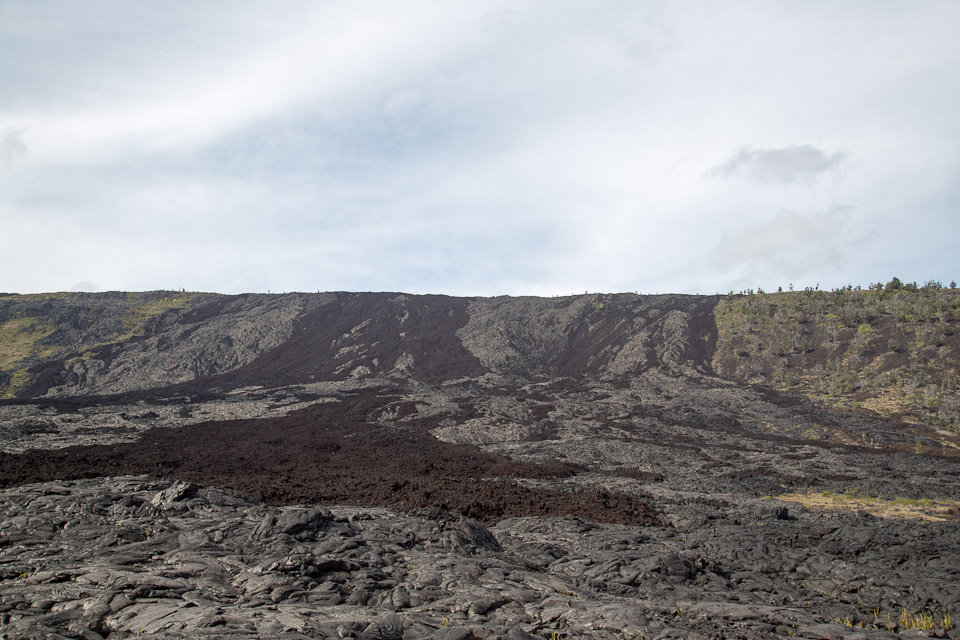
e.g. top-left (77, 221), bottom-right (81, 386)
top-left (0, 291), bottom-right (718, 398)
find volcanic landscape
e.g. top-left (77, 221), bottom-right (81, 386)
top-left (1, 290), bottom-right (958, 639)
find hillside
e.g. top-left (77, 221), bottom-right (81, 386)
top-left (0, 291), bottom-right (718, 398)
top-left (3, 286), bottom-right (957, 436)
top-left (1, 288), bottom-right (959, 639)
top-left (713, 284), bottom-right (960, 437)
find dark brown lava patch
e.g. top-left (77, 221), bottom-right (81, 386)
top-left (0, 391), bottom-right (665, 526)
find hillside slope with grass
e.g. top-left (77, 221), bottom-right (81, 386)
top-left (0, 291), bottom-right (323, 397)
top-left (712, 281), bottom-right (960, 435)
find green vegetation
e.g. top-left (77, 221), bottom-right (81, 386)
top-left (714, 281), bottom-right (960, 433)
top-left (0, 317), bottom-right (58, 397)
top-left (0, 291), bottom-right (80, 302)
top-left (834, 609), bottom-right (953, 632)
top-left (0, 317), bottom-right (57, 368)
top-left (117, 292), bottom-right (197, 342)
top-left (63, 292), bottom-right (198, 366)
top-left (0, 291), bottom-right (199, 396)
top-left (898, 610), bottom-right (952, 632)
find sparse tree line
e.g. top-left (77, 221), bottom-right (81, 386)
top-left (731, 277), bottom-right (957, 297)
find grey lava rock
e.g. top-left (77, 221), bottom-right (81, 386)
top-left (1, 476), bottom-right (958, 639)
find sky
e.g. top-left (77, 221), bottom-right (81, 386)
top-left (1, 1), bottom-right (958, 297)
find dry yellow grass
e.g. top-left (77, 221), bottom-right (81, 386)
top-left (860, 392), bottom-right (910, 417)
top-left (777, 490), bottom-right (960, 522)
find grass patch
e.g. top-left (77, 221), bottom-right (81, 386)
top-left (119, 293), bottom-right (197, 340)
top-left (0, 316), bottom-right (59, 398)
top-left (58, 293), bottom-right (199, 369)
top-left (777, 490), bottom-right (960, 522)
top-left (115, 292), bottom-right (197, 342)
top-left (0, 292), bottom-right (78, 302)
top-left (0, 317), bottom-right (56, 369)
top-left (834, 609), bottom-right (953, 632)
top-left (899, 610), bottom-right (953, 632)
top-left (1, 292), bottom-right (199, 396)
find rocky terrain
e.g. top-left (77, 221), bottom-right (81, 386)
top-left (1, 289), bottom-right (959, 639)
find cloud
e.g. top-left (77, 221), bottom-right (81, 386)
top-left (69, 281), bottom-right (99, 292)
top-left (708, 145), bottom-right (847, 185)
top-left (0, 126), bottom-right (28, 168)
top-left (713, 205), bottom-right (864, 278)
top-left (1, 2), bottom-right (958, 295)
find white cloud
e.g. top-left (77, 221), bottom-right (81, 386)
top-left (0, 1), bottom-right (958, 295)
top-left (711, 205), bottom-right (876, 288)
top-left (69, 281), bottom-right (99, 292)
top-left (0, 126), bottom-right (28, 168)
top-left (708, 145), bottom-right (848, 185)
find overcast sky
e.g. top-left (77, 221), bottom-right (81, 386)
top-left (1, 1), bottom-right (958, 296)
